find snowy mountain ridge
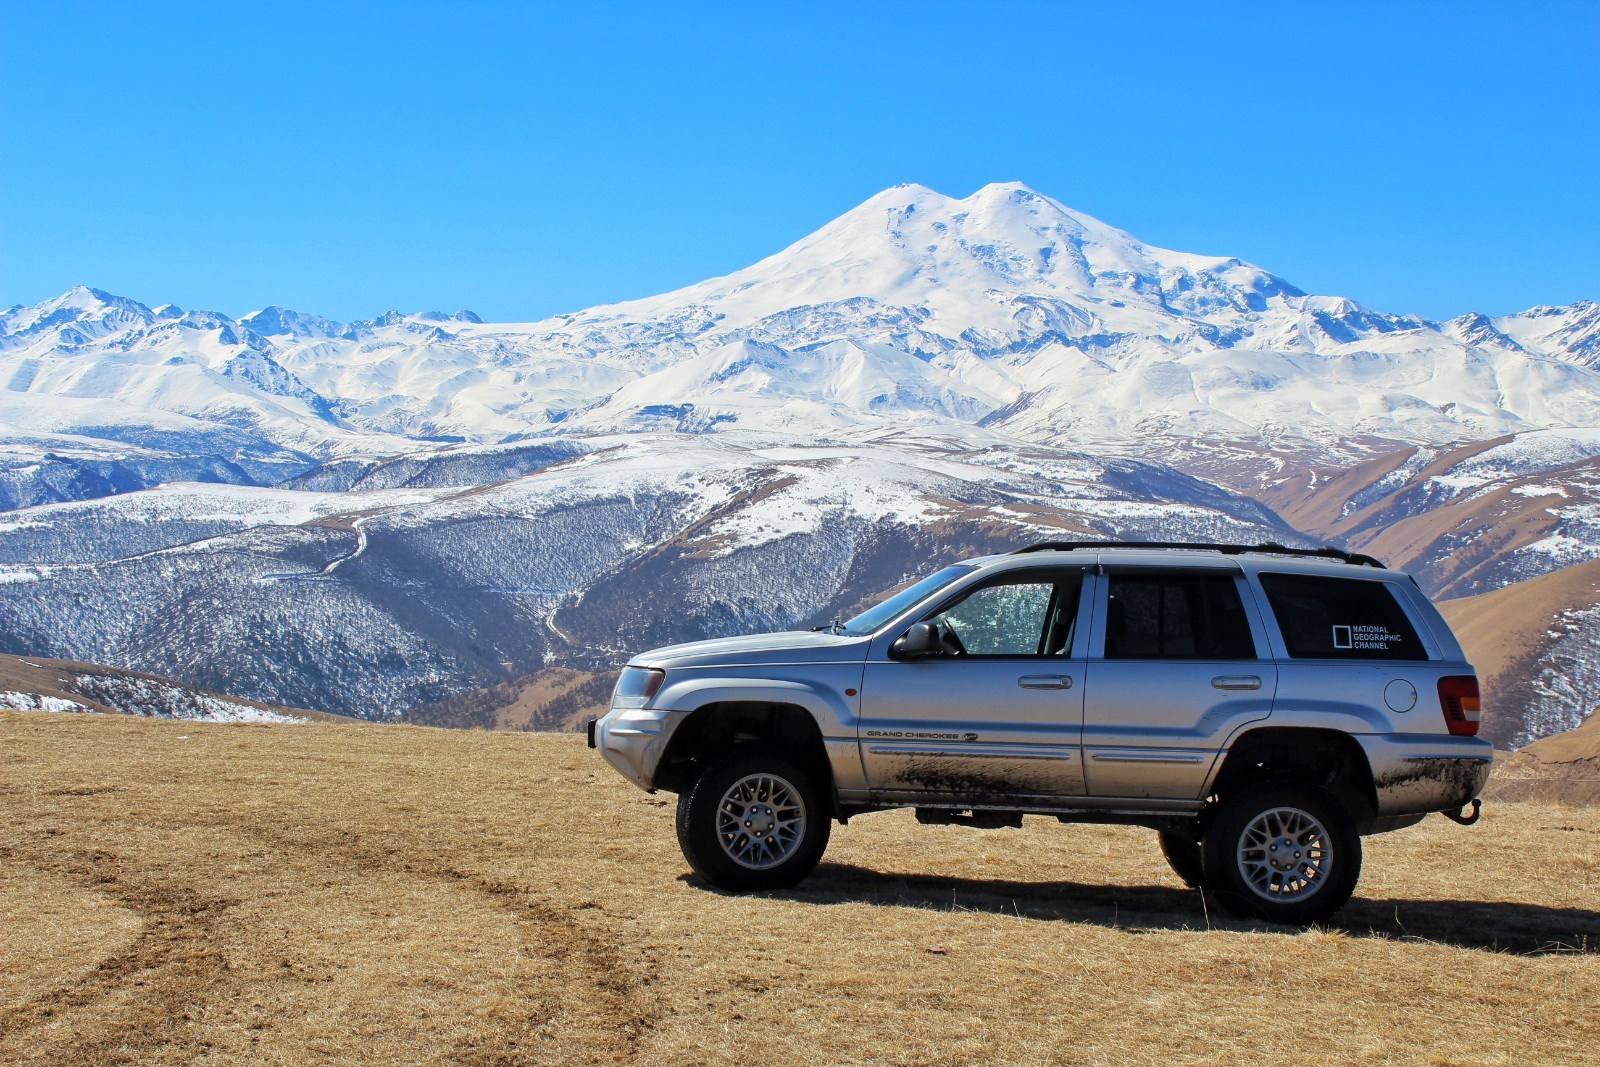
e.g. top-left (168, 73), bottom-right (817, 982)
top-left (5, 182), bottom-right (1600, 498)
top-left (0, 432), bottom-right (1300, 715)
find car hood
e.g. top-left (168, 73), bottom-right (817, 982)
top-left (633, 630), bottom-right (870, 668)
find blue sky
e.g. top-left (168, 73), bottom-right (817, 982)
top-left (3, 1), bottom-right (1596, 322)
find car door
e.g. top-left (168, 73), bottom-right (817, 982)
top-left (1081, 566), bottom-right (1276, 800)
top-left (857, 568), bottom-right (1091, 803)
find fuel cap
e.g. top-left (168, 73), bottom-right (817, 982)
top-left (1385, 678), bottom-right (1418, 713)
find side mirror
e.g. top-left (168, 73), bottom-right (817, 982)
top-left (892, 621), bottom-right (941, 658)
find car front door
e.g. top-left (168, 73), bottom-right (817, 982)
top-left (1081, 567), bottom-right (1276, 800)
top-left (857, 568), bottom-right (1091, 804)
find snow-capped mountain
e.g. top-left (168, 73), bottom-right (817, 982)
top-left (5, 183), bottom-right (1600, 501)
top-left (5, 181), bottom-right (1598, 746)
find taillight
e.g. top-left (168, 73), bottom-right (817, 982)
top-left (1438, 676), bottom-right (1481, 736)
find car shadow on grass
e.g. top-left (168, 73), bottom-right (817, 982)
top-left (687, 862), bottom-right (1600, 956)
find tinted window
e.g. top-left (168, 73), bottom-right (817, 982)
top-left (1258, 573), bottom-right (1427, 660)
top-left (927, 573), bottom-right (1081, 657)
top-left (1104, 572), bottom-right (1256, 660)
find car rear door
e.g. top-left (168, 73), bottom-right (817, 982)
top-left (1080, 565), bottom-right (1276, 800)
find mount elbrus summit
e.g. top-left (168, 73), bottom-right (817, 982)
top-left (2, 183), bottom-right (1598, 746)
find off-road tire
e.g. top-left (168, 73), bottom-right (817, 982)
top-left (1202, 780), bottom-right (1361, 924)
top-left (1158, 830), bottom-right (1207, 888)
top-left (676, 747), bottom-right (831, 891)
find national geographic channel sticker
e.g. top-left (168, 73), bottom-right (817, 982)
top-left (1332, 624), bottom-right (1405, 651)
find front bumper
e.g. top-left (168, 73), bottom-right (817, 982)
top-left (593, 707), bottom-right (689, 791)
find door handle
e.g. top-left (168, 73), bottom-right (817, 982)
top-left (1018, 675), bottom-right (1074, 690)
top-left (1212, 676), bottom-right (1262, 691)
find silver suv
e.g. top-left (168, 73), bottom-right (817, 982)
top-left (590, 542), bottom-right (1491, 923)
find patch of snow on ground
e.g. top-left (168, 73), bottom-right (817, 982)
top-left (9, 480), bottom-right (455, 530)
top-left (0, 690), bottom-right (88, 712)
top-left (1521, 602), bottom-right (1600, 746)
top-left (71, 674), bottom-right (304, 723)
top-left (694, 455), bottom-right (955, 553)
top-left (1429, 429), bottom-right (1600, 503)
top-left (1518, 502), bottom-right (1600, 569)
top-left (1426, 473), bottom-right (1496, 495)
top-left (1341, 447), bottom-right (1441, 517)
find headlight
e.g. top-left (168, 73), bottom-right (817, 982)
top-left (612, 666), bottom-right (666, 708)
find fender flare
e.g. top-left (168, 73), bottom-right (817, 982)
top-left (656, 677), bottom-right (854, 736)
top-left (1200, 720), bottom-right (1380, 806)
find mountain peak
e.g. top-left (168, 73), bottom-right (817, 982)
top-left (0, 286), bottom-right (155, 343)
top-left (970, 180), bottom-right (1052, 204)
top-left (598, 180), bottom-right (1301, 334)
top-left (239, 305), bottom-right (348, 340)
top-left (850, 182), bottom-right (953, 215)
top-left (60, 285), bottom-right (141, 311)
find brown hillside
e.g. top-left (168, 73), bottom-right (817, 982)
top-left (1492, 683), bottom-right (1600, 805)
top-left (403, 666), bottom-right (610, 731)
top-left (1343, 479), bottom-right (1580, 597)
top-left (1263, 438), bottom-right (1600, 599)
top-left (1259, 445), bottom-right (1425, 533)
top-left (2, 710), bottom-right (1597, 1066)
top-left (1521, 710), bottom-right (1600, 765)
top-left (1438, 559), bottom-right (1600, 748)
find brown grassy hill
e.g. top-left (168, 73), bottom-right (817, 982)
top-left (1261, 437), bottom-right (1600, 599)
top-left (0, 653), bottom-right (354, 724)
top-left (1258, 443), bottom-right (1460, 535)
top-left (2, 710), bottom-right (1597, 1066)
top-left (1438, 559), bottom-right (1600, 748)
top-left (1493, 716), bottom-right (1600, 804)
top-left (1520, 710), bottom-right (1600, 764)
top-left (1492, 694), bottom-right (1600, 805)
top-left (403, 666), bottom-right (611, 731)
top-left (1344, 475), bottom-right (1594, 598)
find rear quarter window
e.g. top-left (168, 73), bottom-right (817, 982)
top-left (1257, 573), bottom-right (1428, 660)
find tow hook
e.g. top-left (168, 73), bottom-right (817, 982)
top-left (1441, 799), bottom-right (1482, 826)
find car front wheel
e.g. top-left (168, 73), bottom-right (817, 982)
top-left (1158, 830), bottom-right (1207, 888)
top-left (1202, 781), bottom-right (1361, 924)
top-left (675, 747), bottom-right (831, 891)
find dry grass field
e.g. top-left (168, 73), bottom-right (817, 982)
top-left (3, 710), bottom-right (1597, 1066)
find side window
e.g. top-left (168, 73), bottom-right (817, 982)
top-left (928, 575), bottom-right (1080, 657)
top-left (1258, 573), bottom-right (1427, 660)
top-left (1104, 572), bottom-right (1256, 660)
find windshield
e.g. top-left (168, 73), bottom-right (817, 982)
top-left (842, 565), bottom-right (974, 635)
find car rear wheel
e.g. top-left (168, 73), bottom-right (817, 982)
top-left (1203, 780), bottom-right (1361, 924)
top-left (676, 747), bottom-right (831, 891)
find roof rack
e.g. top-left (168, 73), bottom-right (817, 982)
top-left (1009, 540), bottom-right (1386, 569)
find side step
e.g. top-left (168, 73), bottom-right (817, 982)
top-left (915, 808), bottom-right (1024, 829)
